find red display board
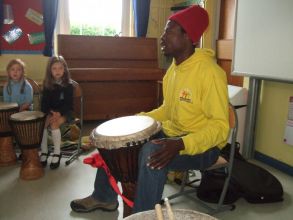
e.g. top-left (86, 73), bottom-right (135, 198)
top-left (1, 0), bottom-right (44, 53)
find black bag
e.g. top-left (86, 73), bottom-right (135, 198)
top-left (197, 169), bottom-right (241, 204)
top-left (197, 143), bottom-right (284, 204)
top-left (232, 159), bottom-right (284, 203)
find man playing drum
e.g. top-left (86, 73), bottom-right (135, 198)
top-left (71, 5), bottom-right (229, 214)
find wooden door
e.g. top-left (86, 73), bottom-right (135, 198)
top-left (216, 0), bottom-right (243, 86)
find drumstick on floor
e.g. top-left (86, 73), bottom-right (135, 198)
top-left (155, 203), bottom-right (164, 220)
top-left (164, 198), bottom-right (175, 220)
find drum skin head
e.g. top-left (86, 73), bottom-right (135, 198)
top-left (10, 111), bottom-right (45, 121)
top-left (0, 102), bottom-right (18, 110)
top-left (91, 115), bottom-right (161, 149)
top-left (97, 115), bottom-right (155, 137)
top-left (123, 208), bottom-right (218, 220)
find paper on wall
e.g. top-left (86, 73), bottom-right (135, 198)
top-left (284, 96), bottom-right (293, 146)
top-left (27, 32), bottom-right (45, 44)
top-left (284, 120), bottom-right (293, 145)
top-left (25, 8), bottom-right (43, 25)
top-left (2, 26), bottom-right (23, 44)
top-left (288, 96), bottom-right (293, 120)
top-left (3, 4), bottom-right (14, 24)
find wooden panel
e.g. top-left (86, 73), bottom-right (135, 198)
top-left (217, 60), bottom-right (243, 86)
top-left (80, 81), bottom-right (158, 120)
top-left (216, 39), bottom-right (233, 60)
top-left (70, 68), bottom-right (164, 81)
top-left (217, 0), bottom-right (243, 86)
top-left (67, 60), bottom-right (158, 69)
top-left (218, 0), bottom-right (236, 39)
top-left (58, 34), bottom-right (164, 120)
top-left (58, 35), bottom-right (158, 68)
top-left (157, 80), bottom-right (163, 106)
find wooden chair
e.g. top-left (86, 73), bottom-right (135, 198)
top-left (163, 103), bottom-right (238, 214)
top-left (64, 80), bottom-right (84, 165)
top-left (26, 77), bottom-right (41, 110)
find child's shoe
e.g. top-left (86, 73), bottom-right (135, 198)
top-left (50, 153), bottom-right (61, 169)
top-left (40, 152), bottom-right (49, 167)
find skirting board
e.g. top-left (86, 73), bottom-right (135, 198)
top-left (254, 151), bottom-right (293, 177)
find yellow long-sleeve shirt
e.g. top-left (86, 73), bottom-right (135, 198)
top-left (141, 49), bottom-right (229, 155)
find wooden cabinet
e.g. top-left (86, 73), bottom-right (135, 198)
top-left (58, 35), bottom-right (164, 120)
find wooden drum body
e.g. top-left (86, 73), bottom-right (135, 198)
top-left (91, 115), bottom-right (161, 217)
top-left (0, 102), bottom-right (18, 166)
top-left (10, 111), bottom-right (45, 180)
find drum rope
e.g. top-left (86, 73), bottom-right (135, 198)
top-left (83, 153), bottom-right (134, 207)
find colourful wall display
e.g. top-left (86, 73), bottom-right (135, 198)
top-left (1, 0), bottom-right (44, 53)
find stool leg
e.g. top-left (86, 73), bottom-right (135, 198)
top-left (20, 148), bottom-right (44, 180)
top-left (0, 136), bottom-right (17, 167)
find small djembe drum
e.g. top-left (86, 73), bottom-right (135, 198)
top-left (90, 115), bottom-right (161, 217)
top-left (124, 209), bottom-right (218, 220)
top-left (9, 111), bottom-right (45, 180)
top-left (0, 102), bottom-right (18, 166)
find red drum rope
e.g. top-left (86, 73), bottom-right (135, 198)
top-left (83, 153), bottom-right (134, 207)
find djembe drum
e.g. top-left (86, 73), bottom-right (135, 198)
top-left (0, 102), bottom-right (18, 166)
top-left (124, 209), bottom-right (218, 220)
top-left (9, 111), bottom-right (45, 180)
top-left (90, 115), bottom-right (161, 217)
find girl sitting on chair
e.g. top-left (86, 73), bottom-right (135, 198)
top-left (3, 59), bottom-right (33, 111)
top-left (40, 55), bottom-right (74, 169)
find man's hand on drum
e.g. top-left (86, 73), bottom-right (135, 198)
top-left (147, 138), bottom-right (184, 170)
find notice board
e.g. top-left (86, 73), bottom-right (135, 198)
top-left (1, 0), bottom-right (44, 54)
top-left (232, 0), bottom-right (293, 82)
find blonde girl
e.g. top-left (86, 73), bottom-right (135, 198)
top-left (40, 55), bottom-right (74, 169)
top-left (3, 59), bottom-right (33, 111)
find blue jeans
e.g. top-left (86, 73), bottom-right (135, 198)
top-left (92, 132), bottom-right (220, 212)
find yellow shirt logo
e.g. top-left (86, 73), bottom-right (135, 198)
top-left (179, 88), bottom-right (192, 103)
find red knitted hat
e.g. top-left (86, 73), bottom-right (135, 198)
top-left (169, 5), bottom-right (209, 43)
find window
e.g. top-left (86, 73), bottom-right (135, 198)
top-left (69, 0), bottom-right (122, 36)
top-left (56, 0), bottom-right (133, 37)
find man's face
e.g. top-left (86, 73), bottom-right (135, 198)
top-left (160, 20), bottom-right (188, 57)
